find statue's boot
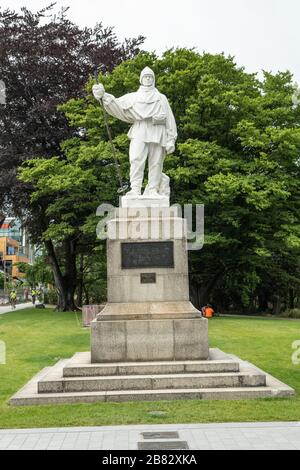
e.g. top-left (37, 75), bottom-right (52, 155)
top-left (146, 189), bottom-right (162, 198)
top-left (125, 187), bottom-right (141, 197)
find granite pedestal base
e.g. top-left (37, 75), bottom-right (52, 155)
top-left (91, 304), bottom-right (208, 363)
top-left (9, 348), bottom-right (295, 405)
top-left (92, 206), bottom-right (208, 362)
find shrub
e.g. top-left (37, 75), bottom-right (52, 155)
top-left (44, 289), bottom-right (58, 306)
top-left (281, 309), bottom-right (300, 319)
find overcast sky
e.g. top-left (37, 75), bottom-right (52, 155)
top-left (2, 0), bottom-right (300, 83)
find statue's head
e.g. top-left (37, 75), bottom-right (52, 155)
top-left (140, 67), bottom-right (155, 87)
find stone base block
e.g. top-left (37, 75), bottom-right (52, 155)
top-left (120, 194), bottom-right (169, 208)
top-left (98, 301), bottom-right (201, 321)
top-left (91, 316), bottom-right (208, 363)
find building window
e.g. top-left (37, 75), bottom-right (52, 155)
top-left (4, 261), bottom-right (12, 275)
top-left (7, 245), bottom-right (15, 255)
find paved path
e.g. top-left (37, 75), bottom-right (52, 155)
top-left (0, 422), bottom-right (299, 450)
top-left (0, 303), bottom-right (32, 315)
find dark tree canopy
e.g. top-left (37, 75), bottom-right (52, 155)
top-left (0, 3), bottom-right (144, 212)
top-left (0, 3), bottom-right (144, 310)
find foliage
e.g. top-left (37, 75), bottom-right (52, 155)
top-left (0, 3), bottom-right (144, 310)
top-left (0, 3), bottom-right (144, 208)
top-left (15, 256), bottom-right (53, 287)
top-left (0, 5), bottom-right (297, 312)
top-left (20, 48), bottom-right (300, 312)
top-left (0, 272), bottom-right (4, 289)
top-left (44, 288), bottom-right (58, 305)
top-left (280, 309), bottom-right (300, 319)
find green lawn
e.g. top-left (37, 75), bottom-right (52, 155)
top-left (0, 308), bottom-right (299, 429)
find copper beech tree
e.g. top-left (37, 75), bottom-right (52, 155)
top-left (0, 3), bottom-right (144, 310)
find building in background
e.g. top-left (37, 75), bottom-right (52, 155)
top-left (0, 217), bottom-right (35, 279)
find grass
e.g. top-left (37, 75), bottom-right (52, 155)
top-left (0, 307), bottom-right (299, 429)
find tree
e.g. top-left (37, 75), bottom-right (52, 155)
top-left (0, 272), bottom-right (4, 289)
top-left (0, 3), bottom-right (144, 310)
top-left (19, 143), bottom-right (116, 310)
top-left (16, 256), bottom-right (53, 287)
top-left (167, 59), bottom-right (300, 312)
top-left (18, 48), bottom-right (300, 313)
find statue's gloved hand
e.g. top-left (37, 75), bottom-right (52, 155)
top-left (92, 83), bottom-right (105, 101)
top-left (166, 141), bottom-right (175, 154)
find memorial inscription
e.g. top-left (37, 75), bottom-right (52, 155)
top-left (121, 241), bottom-right (174, 269)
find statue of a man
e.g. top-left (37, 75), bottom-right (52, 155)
top-left (92, 67), bottom-right (177, 197)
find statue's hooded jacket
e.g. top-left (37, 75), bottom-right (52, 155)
top-left (102, 67), bottom-right (177, 147)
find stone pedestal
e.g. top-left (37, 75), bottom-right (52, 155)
top-left (91, 303), bottom-right (208, 363)
top-left (120, 194), bottom-right (170, 208)
top-left (91, 200), bottom-right (209, 363)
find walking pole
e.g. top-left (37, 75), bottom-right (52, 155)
top-left (94, 69), bottom-right (128, 194)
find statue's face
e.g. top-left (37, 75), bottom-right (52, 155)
top-left (142, 74), bottom-right (154, 87)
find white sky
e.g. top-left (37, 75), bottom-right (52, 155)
top-left (2, 0), bottom-right (300, 83)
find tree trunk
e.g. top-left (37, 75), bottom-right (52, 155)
top-left (289, 288), bottom-right (295, 310)
top-left (258, 292), bottom-right (269, 312)
top-left (272, 295), bottom-right (281, 316)
top-left (44, 238), bottom-right (79, 311)
top-left (77, 253), bottom-right (84, 308)
top-left (83, 284), bottom-right (90, 306)
top-left (62, 237), bottom-right (79, 311)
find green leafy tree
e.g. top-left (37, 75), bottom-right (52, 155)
top-left (20, 49), bottom-right (300, 313)
top-left (0, 272), bottom-right (4, 289)
top-left (16, 256), bottom-right (53, 287)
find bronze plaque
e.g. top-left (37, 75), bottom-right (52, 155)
top-left (140, 273), bottom-right (156, 284)
top-left (121, 241), bottom-right (174, 269)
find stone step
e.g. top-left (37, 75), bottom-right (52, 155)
top-left (63, 360), bottom-right (240, 377)
top-left (63, 361), bottom-right (239, 378)
top-left (9, 350), bottom-right (295, 406)
top-left (38, 371), bottom-right (266, 394)
top-left (10, 386), bottom-right (285, 406)
top-left (63, 350), bottom-right (240, 377)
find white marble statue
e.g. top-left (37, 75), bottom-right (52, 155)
top-left (92, 67), bottom-right (177, 197)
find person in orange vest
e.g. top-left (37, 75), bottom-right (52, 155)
top-left (202, 304), bottom-right (215, 318)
